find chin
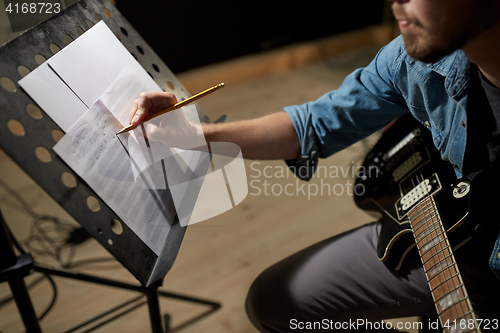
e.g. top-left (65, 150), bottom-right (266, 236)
top-left (403, 34), bottom-right (460, 63)
top-left (407, 48), bottom-right (452, 63)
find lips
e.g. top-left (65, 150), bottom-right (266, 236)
top-left (392, 5), bottom-right (414, 31)
top-left (397, 18), bottom-right (411, 30)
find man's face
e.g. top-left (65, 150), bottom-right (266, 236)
top-left (390, 0), bottom-right (497, 62)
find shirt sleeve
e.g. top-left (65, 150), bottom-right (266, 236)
top-left (284, 36), bottom-right (411, 180)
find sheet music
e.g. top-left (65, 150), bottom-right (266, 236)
top-left (100, 66), bottom-right (171, 179)
top-left (17, 21), bottom-right (182, 255)
top-left (18, 20), bottom-right (246, 239)
top-left (53, 99), bottom-right (175, 255)
top-left (100, 66), bottom-right (207, 187)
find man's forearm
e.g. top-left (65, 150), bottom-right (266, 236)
top-left (202, 111), bottom-right (300, 160)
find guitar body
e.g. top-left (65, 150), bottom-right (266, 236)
top-left (354, 115), bottom-right (473, 270)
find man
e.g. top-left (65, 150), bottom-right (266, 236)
top-left (129, 0), bottom-right (500, 331)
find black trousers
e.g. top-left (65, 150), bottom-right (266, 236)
top-left (245, 222), bottom-right (500, 332)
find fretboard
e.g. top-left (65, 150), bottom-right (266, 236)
top-left (408, 196), bottom-right (480, 333)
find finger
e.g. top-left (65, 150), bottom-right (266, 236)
top-left (128, 99), bottom-right (139, 124)
top-left (130, 91), bottom-right (178, 125)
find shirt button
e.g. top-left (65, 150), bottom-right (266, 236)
top-left (497, 252), bottom-right (500, 260)
top-left (425, 121), bottom-right (431, 128)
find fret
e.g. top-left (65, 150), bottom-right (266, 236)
top-left (417, 235), bottom-right (449, 261)
top-left (413, 218), bottom-right (439, 232)
top-left (408, 198), bottom-right (433, 219)
top-left (429, 261), bottom-right (458, 282)
top-left (422, 249), bottom-right (448, 268)
top-left (451, 313), bottom-right (481, 333)
top-left (416, 228), bottom-right (444, 247)
top-left (433, 278), bottom-right (463, 299)
top-left (422, 246), bottom-right (452, 266)
top-left (411, 210), bottom-right (438, 231)
top-left (438, 298), bottom-right (480, 333)
top-left (438, 289), bottom-right (462, 312)
top-left (411, 217), bottom-right (440, 238)
top-left (455, 311), bottom-right (476, 320)
top-left (411, 210), bottom-right (438, 229)
top-left (419, 234), bottom-right (444, 255)
top-left (407, 195), bottom-right (480, 333)
top-left (429, 268), bottom-right (459, 291)
top-left (440, 300), bottom-right (470, 325)
top-left (440, 299), bottom-right (473, 324)
top-left (432, 285), bottom-right (462, 317)
top-left (408, 204), bottom-right (426, 221)
top-left (410, 203), bottom-right (435, 221)
top-left (427, 258), bottom-right (453, 278)
top-left (415, 225), bottom-right (441, 244)
top-left (414, 223), bottom-right (440, 241)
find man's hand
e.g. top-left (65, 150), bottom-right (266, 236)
top-left (129, 91), bottom-right (178, 125)
top-left (128, 91), bottom-right (205, 150)
top-left (128, 91), bottom-right (300, 160)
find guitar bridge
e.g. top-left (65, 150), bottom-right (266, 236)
top-left (396, 173), bottom-right (441, 219)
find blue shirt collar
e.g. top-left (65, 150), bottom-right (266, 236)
top-left (427, 50), bottom-right (470, 99)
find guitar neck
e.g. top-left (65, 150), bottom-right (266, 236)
top-left (408, 196), bottom-right (480, 333)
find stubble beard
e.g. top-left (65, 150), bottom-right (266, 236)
top-left (394, 3), bottom-right (492, 63)
top-left (402, 28), bottom-right (468, 63)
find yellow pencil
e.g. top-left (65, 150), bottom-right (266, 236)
top-left (116, 83), bottom-right (225, 135)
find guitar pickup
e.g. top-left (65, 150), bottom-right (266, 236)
top-left (395, 173), bottom-right (441, 219)
top-left (392, 151), bottom-right (423, 182)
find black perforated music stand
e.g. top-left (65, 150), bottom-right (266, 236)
top-left (0, 1), bottom-right (220, 332)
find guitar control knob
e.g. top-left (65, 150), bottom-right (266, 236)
top-left (452, 181), bottom-right (470, 198)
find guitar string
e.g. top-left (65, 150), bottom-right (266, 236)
top-left (401, 131), bottom-right (454, 322)
top-left (410, 171), bottom-right (468, 328)
top-left (413, 153), bottom-right (471, 324)
top-left (371, 122), bottom-right (474, 329)
top-left (405, 127), bottom-right (475, 329)
top-left (414, 172), bottom-right (474, 325)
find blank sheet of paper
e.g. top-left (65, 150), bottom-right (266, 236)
top-left (17, 63), bottom-right (88, 132)
top-left (19, 20), bottom-right (161, 132)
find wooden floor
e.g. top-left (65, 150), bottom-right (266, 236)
top-left (0, 34), bottom-right (420, 332)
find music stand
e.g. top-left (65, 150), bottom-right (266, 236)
top-left (0, 1), bottom-right (220, 332)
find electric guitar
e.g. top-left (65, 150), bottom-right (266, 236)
top-left (354, 115), bottom-right (484, 333)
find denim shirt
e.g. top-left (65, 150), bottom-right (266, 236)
top-left (284, 35), bottom-right (500, 280)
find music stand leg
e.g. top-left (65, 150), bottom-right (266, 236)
top-left (0, 210), bottom-right (42, 333)
top-left (7, 279), bottom-right (42, 333)
top-left (2, 209), bottom-right (221, 332)
top-left (34, 262), bottom-right (221, 332)
top-left (146, 282), bottom-right (164, 333)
